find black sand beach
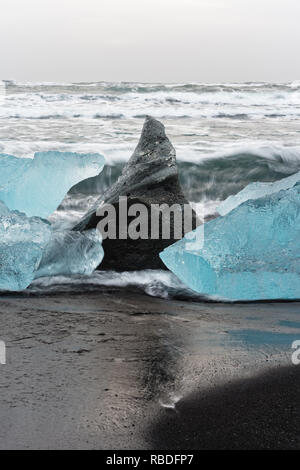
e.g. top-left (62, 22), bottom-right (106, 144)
top-left (0, 288), bottom-right (299, 449)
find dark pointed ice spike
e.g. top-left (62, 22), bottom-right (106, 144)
top-left (74, 116), bottom-right (178, 220)
top-left (129, 116), bottom-right (175, 165)
top-left (72, 117), bottom-right (199, 270)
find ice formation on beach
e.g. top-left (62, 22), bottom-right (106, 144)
top-left (0, 151), bottom-right (106, 291)
top-left (35, 229), bottom-right (104, 279)
top-left (217, 170), bottom-right (300, 215)
top-left (160, 182), bottom-right (300, 301)
top-left (0, 201), bottom-right (51, 291)
top-left (0, 151), bottom-right (105, 218)
top-left (0, 201), bottom-right (104, 291)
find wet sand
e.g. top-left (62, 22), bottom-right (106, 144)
top-left (0, 288), bottom-right (299, 449)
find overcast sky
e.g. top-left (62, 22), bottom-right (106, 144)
top-left (1, 0), bottom-right (300, 83)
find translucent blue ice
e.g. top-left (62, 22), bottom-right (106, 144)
top-left (0, 149), bottom-right (105, 291)
top-left (217, 170), bottom-right (300, 215)
top-left (35, 229), bottom-right (104, 279)
top-left (160, 183), bottom-right (300, 301)
top-left (0, 200), bottom-right (104, 291)
top-left (0, 201), bottom-right (51, 291)
top-left (0, 151), bottom-right (105, 218)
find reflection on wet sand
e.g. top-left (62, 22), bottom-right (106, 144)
top-left (0, 288), bottom-right (299, 449)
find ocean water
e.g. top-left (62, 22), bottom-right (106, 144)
top-left (2, 80), bottom-right (300, 296)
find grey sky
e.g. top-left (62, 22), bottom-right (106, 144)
top-left (1, 0), bottom-right (300, 82)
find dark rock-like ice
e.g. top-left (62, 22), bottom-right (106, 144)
top-left (73, 116), bottom-right (199, 270)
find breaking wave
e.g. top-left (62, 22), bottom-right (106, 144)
top-left (3, 80), bottom-right (300, 120)
top-left (67, 144), bottom-right (300, 202)
top-left (27, 269), bottom-right (210, 301)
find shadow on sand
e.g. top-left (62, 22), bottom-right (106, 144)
top-left (149, 365), bottom-right (300, 450)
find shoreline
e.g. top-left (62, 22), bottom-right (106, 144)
top-left (2, 280), bottom-right (300, 303)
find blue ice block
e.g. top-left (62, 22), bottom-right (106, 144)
top-left (0, 151), bottom-right (105, 218)
top-left (160, 183), bottom-right (300, 301)
top-left (0, 201), bottom-right (51, 291)
top-left (35, 229), bottom-right (104, 279)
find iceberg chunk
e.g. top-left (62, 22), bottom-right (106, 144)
top-left (0, 151), bottom-right (105, 218)
top-left (0, 201), bottom-right (51, 291)
top-left (35, 229), bottom-right (104, 279)
top-left (217, 170), bottom-right (300, 216)
top-left (0, 201), bottom-right (104, 291)
top-left (160, 183), bottom-right (300, 301)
